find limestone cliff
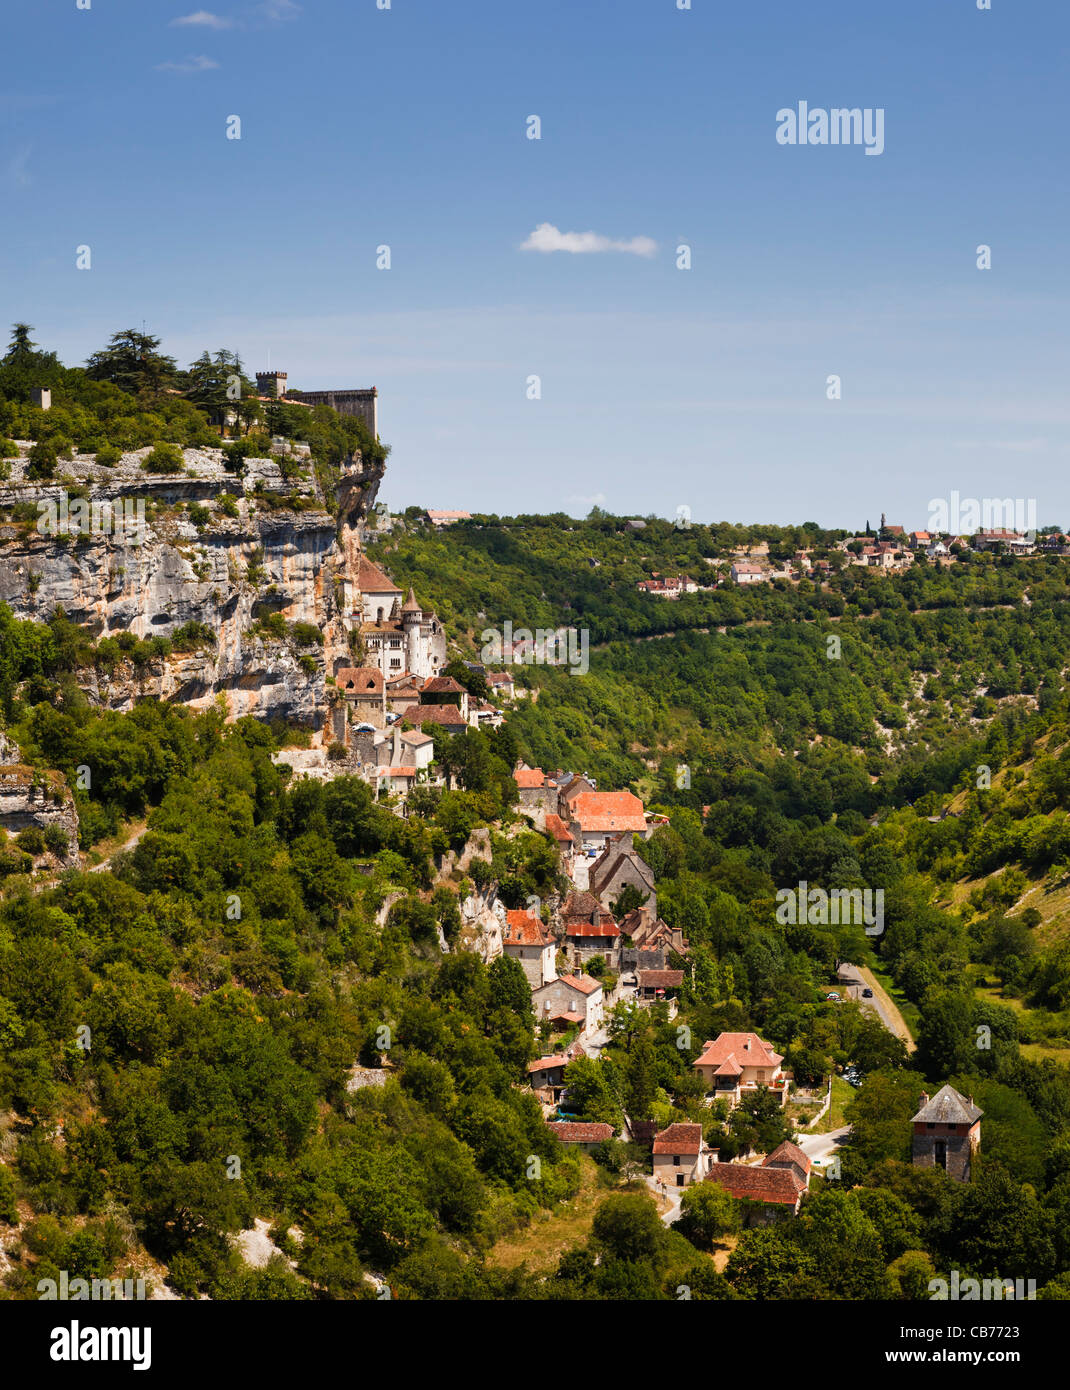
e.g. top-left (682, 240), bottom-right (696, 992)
top-left (0, 442), bottom-right (384, 737)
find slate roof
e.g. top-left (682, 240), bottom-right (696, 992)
top-left (911, 1084), bottom-right (983, 1126)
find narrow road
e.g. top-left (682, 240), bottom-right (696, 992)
top-left (838, 960), bottom-right (916, 1053)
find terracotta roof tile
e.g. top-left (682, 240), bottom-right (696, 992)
top-left (706, 1164), bottom-right (802, 1205)
top-left (546, 1121), bottom-right (613, 1143)
top-left (652, 1123), bottom-right (703, 1155)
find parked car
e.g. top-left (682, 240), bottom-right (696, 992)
top-left (861, 987), bottom-right (873, 998)
top-left (826, 992), bottom-right (841, 1001)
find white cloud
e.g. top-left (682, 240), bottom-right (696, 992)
top-left (257, 0), bottom-right (301, 20)
top-left (521, 222), bottom-right (657, 258)
top-left (155, 54), bottom-right (220, 72)
top-left (170, 11), bottom-right (233, 28)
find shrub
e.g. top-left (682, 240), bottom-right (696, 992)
top-left (187, 502), bottom-right (211, 528)
top-left (217, 493), bottom-right (240, 518)
top-left (94, 443), bottom-right (122, 467)
top-left (15, 827), bottom-right (46, 856)
top-left (171, 621), bottom-right (217, 653)
top-left (141, 443), bottom-right (184, 474)
top-left (291, 622), bottom-right (323, 648)
top-left (27, 440), bottom-right (58, 480)
top-left (43, 824), bottom-right (70, 855)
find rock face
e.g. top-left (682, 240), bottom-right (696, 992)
top-left (0, 733), bottom-right (81, 865)
top-left (0, 443), bottom-right (384, 737)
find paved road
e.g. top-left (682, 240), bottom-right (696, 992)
top-left (796, 1125), bottom-right (851, 1165)
top-left (643, 1174), bottom-right (684, 1226)
top-left (838, 961), bottom-right (915, 1052)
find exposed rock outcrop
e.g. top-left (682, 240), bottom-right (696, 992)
top-left (0, 442), bottom-right (385, 738)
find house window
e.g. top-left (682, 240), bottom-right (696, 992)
top-left (673, 1155), bottom-right (681, 1167)
top-left (934, 1140), bottom-right (947, 1170)
top-left (390, 659), bottom-right (401, 670)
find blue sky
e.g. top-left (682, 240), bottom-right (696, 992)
top-left (3, 0), bottom-right (1068, 527)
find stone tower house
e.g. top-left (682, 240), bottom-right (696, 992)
top-left (911, 1084), bottom-right (982, 1181)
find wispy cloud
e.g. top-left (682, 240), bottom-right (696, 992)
top-left (170, 11), bottom-right (234, 28)
top-left (257, 0), bottom-right (300, 20)
top-left (7, 144), bottom-right (32, 189)
top-left (155, 54), bottom-right (220, 73)
top-left (521, 222), bottom-right (657, 258)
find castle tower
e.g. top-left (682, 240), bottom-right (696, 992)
top-left (911, 1084), bottom-right (982, 1181)
top-left (402, 587), bottom-right (422, 676)
top-left (256, 371), bottom-right (288, 399)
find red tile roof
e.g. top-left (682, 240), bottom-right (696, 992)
top-left (652, 1123), bottom-right (703, 1155)
top-left (558, 973), bottom-right (602, 996)
top-left (335, 666), bottom-right (383, 693)
top-left (572, 791), bottom-right (646, 834)
top-left (357, 556), bottom-right (400, 593)
top-left (565, 920), bottom-right (620, 938)
top-left (416, 704), bottom-right (468, 727)
top-left (527, 1055), bottom-right (568, 1074)
top-left (546, 1121), bottom-right (614, 1144)
top-left (637, 969), bottom-right (685, 988)
top-left (693, 1032), bottom-right (783, 1072)
top-left (422, 676), bottom-right (465, 694)
top-left (706, 1163), bottom-right (802, 1205)
top-left (764, 1140), bottom-right (812, 1176)
top-left (503, 908), bottom-right (553, 946)
top-left (544, 813), bottom-right (574, 843)
top-left (513, 766), bottom-right (547, 788)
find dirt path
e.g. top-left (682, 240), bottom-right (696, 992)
top-left (88, 822), bottom-right (148, 874)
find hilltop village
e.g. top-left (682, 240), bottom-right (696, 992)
top-left (2, 333), bottom-right (1067, 1305)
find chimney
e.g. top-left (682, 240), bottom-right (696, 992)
top-left (919, 1092), bottom-right (929, 1107)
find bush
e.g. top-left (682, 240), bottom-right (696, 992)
top-left (27, 440), bottom-right (57, 480)
top-left (15, 827), bottom-right (46, 856)
top-left (94, 443), bottom-right (122, 467)
top-left (43, 824), bottom-right (70, 856)
top-left (218, 493), bottom-right (240, 518)
top-left (171, 621), bottom-right (217, 652)
top-left (291, 622), bottom-right (323, 648)
top-left (187, 502), bottom-right (211, 528)
top-left (141, 443), bottom-right (184, 474)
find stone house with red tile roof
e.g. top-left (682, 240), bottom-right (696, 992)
top-left (546, 1120), bottom-right (615, 1149)
top-left (502, 907), bottom-right (557, 989)
top-left (693, 1032), bottom-right (789, 1107)
top-left (532, 973), bottom-right (604, 1035)
top-left (705, 1140), bottom-right (812, 1217)
top-left (570, 790), bottom-right (647, 854)
top-left (559, 890), bottom-right (622, 968)
top-left (652, 1123), bottom-right (712, 1188)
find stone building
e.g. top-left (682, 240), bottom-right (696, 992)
top-left (588, 833), bottom-right (657, 918)
top-left (652, 1123), bottom-right (712, 1189)
top-left (353, 556), bottom-right (446, 683)
top-left (333, 665), bottom-right (387, 727)
top-left (501, 907), bottom-right (557, 990)
top-left (911, 1085), bottom-right (982, 1181)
